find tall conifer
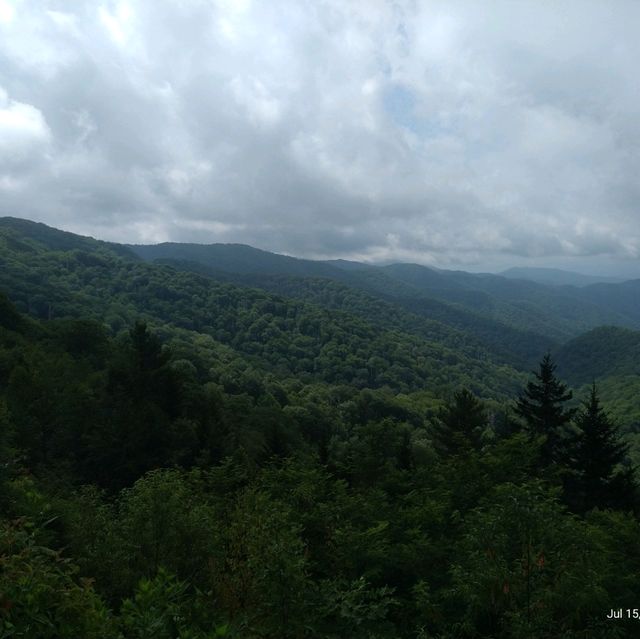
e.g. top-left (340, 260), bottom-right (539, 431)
top-left (515, 354), bottom-right (575, 463)
top-left (569, 383), bottom-right (635, 511)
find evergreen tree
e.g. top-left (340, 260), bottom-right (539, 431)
top-left (569, 383), bottom-right (636, 512)
top-left (515, 354), bottom-right (575, 464)
top-left (432, 388), bottom-right (487, 456)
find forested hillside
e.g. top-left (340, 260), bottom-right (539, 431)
top-left (2, 217), bottom-right (640, 638)
top-left (131, 238), bottom-right (640, 340)
top-left (556, 326), bottom-right (640, 386)
top-left (0, 218), bottom-right (527, 398)
top-left (556, 326), bottom-right (640, 439)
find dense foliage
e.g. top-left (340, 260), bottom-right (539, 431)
top-left (2, 217), bottom-right (640, 637)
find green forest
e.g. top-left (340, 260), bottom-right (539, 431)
top-left (2, 217), bottom-right (640, 638)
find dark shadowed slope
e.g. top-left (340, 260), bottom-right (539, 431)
top-left (555, 325), bottom-right (640, 387)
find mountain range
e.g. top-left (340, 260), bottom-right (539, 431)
top-left (2, 216), bottom-right (639, 429)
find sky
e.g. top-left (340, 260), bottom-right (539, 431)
top-left (1, 0), bottom-right (640, 276)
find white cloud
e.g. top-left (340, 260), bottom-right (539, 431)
top-left (0, 0), bottom-right (15, 24)
top-left (99, 2), bottom-right (133, 45)
top-left (0, 88), bottom-right (51, 162)
top-left (0, 0), bottom-right (639, 274)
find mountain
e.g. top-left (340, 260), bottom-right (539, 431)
top-left (501, 267), bottom-right (625, 287)
top-left (0, 216), bottom-right (135, 258)
top-left (555, 325), bottom-right (640, 386)
top-left (0, 216), bottom-right (528, 398)
top-left (7, 216), bottom-right (640, 369)
top-left (555, 325), bottom-right (640, 431)
top-left (130, 241), bottom-right (346, 279)
top-left (4, 216), bottom-right (640, 395)
top-left (376, 263), bottom-right (639, 340)
top-left (129, 239), bottom-right (640, 345)
top-left (577, 279), bottom-right (640, 322)
top-left (134, 251), bottom-right (560, 369)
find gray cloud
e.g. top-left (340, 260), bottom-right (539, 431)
top-left (1, 0), bottom-right (640, 274)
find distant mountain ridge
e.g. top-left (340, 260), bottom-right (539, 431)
top-left (131, 241), bottom-right (346, 279)
top-left (0, 216), bottom-right (136, 259)
top-left (128, 239), bottom-right (640, 341)
top-left (3, 216), bottom-right (640, 368)
top-left (501, 266), bottom-right (626, 287)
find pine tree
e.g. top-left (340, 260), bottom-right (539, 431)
top-left (569, 383), bottom-right (635, 512)
top-left (515, 354), bottom-right (575, 464)
top-left (432, 388), bottom-right (487, 456)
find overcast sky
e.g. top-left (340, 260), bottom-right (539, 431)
top-left (1, 0), bottom-right (640, 275)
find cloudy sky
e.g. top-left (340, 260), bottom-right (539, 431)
top-left (1, 0), bottom-right (640, 275)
